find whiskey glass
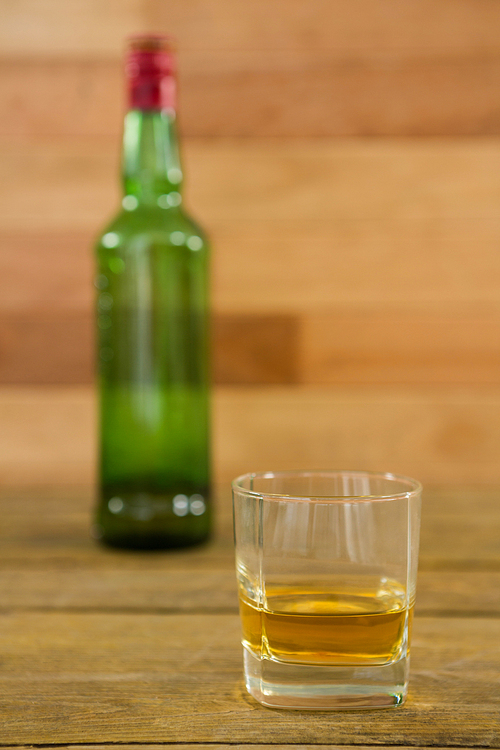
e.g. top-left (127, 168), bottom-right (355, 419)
top-left (232, 470), bottom-right (421, 709)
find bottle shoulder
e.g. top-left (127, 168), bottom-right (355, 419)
top-left (95, 205), bottom-right (209, 252)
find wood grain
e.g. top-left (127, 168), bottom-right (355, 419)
top-left (4, 219), bottom-right (500, 385)
top-left (0, 747), bottom-right (458, 750)
top-left (2, 0), bottom-right (500, 56)
top-left (3, 1), bottom-right (500, 136)
top-left (0, 387), bottom-right (95, 485)
top-left (0, 742), bottom-right (460, 750)
top-left (212, 218), bottom-right (500, 312)
top-left (4, 219), bottom-right (500, 314)
top-left (0, 485), bottom-right (499, 577)
top-left (176, 55), bottom-right (500, 137)
top-left (5, 305), bottom-right (500, 386)
top-left (0, 232), bottom-right (93, 311)
top-left (4, 55), bottom-right (500, 137)
top-left (0, 311), bottom-right (299, 385)
top-left (0, 313), bottom-right (93, 384)
top-left (0, 612), bottom-right (498, 745)
top-left (0, 747), bottom-right (461, 750)
top-left (187, 138), bottom-right (500, 224)
top-left (213, 314), bottom-right (300, 385)
top-left (0, 482), bottom-right (497, 745)
top-left (0, 0), bottom-right (144, 56)
top-left (0, 568), bottom-right (499, 615)
top-left (214, 385), bottom-right (500, 486)
top-left (0, 60), bottom-right (122, 138)
top-left (5, 385), bottom-right (500, 485)
top-left (3, 137), bottom-right (500, 231)
top-left (300, 307), bottom-right (500, 384)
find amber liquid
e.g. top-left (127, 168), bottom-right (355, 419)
top-left (239, 582), bottom-right (412, 666)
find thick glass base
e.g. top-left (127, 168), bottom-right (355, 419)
top-left (94, 487), bottom-right (211, 550)
top-left (243, 646), bottom-right (408, 710)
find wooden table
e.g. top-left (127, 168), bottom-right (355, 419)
top-left (0, 485), bottom-right (499, 746)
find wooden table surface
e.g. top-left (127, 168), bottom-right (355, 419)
top-left (0, 485), bottom-right (499, 747)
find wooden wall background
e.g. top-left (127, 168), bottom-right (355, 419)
top-left (2, 0), bottom-right (500, 485)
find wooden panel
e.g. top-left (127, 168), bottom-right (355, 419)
top-left (4, 55), bottom-right (500, 137)
top-left (0, 747), bottom-right (453, 750)
top-left (212, 218), bottom-right (500, 312)
top-left (0, 233), bottom-right (93, 312)
top-left (185, 138), bottom-right (500, 223)
top-left (3, 1), bottom-right (500, 136)
top-left (0, 486), bottom-right (498, 572)
top-left (2, 138), bottom-right (500, 385)
top-left (6, 385), bottom-right (500, 486)
top-left (0, 0), bottom-right (144, 56)
top-left (3, 0), bottom-right (500, 55)
top-left (5, 307), bottom-right (500, 386)
top-left (4, 219), bottom-right (500, 316)
top-left (0, 742), bottom-right (454, 750)
top-left (3, 137), bottom-right (500, 232)
top-left (0, 387), bottom-right (95, 485)
top-left (0, 138), bottom-right (117, 232)
top-left (214, 386), bottom-right (500, 486)
top-left (145, 0), bottom-right (500, 54)
top-left (0, 60), bottom-right (122, 137)
top-left (0, 611), bottom-right (498, 745)
top-left (300, 307), bottom-right (500, 384)
top-left (0, 312), bottom-right (298, 385)
top-left (1, 568), bottom-right (499, 615)
top-left (213, 314), bottom-right (299, 384)
top-left (0, 313), bottom-right (93, 384)
top-left (0, 748), bottom-right (459, 750)
top-left (180, 56), bottom-right (500, 137)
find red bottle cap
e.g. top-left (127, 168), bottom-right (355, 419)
top-left (126, 35), bottom-right (176, 111)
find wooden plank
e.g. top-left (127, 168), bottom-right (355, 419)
top-left (6, 306), bottom-right (500, 385)
top-left (3, 137), bottom-right (500, 232)
top-left (0, 387), bottom-right (95, 485)
top-left (215, 385), bottom-right (500, 487)
top-left (0, 484), bottom-right (498, 579)
top-left (185, 138), bottom-right (500, 223)
top-left (6, 385), bottom-right (500, 487)
top-left (5, 305), bottom-right (500, 386)
top-left (300, 307), bottom-right (500, 384)
top-left (0, 612), bottom-right (497, 744)
top-left (212, 218), bottom-right (500, 312)
top-left (0, 313), bottom-right (93, 384)
top-left (0, 312), bottom-right (299, 385)
top-left (145, 0), bottom-right (500, 55)
top-left (4, 218), bottom-right (500, 316)
top-left (0, 60), bottom-right (122, 138)
top-left (0, 747), bottom-right (459, 750)
top-left (4, 2), bottom-right (500, 136)
top-left (4, 55), bottom-right (500, 137)
top-left (0, 568), bottom-right (499, 616)
top-left (179, 55), bottom-right (500, 137)
top-left (3, 0), bottom-right (500, 56)
top-left (0, 747), bottom-right (464, 750)
top-left (0, 0), bottom-right (144, 56)
top-left (0, 742), bottom-right (458, 750)
top-left (0, 138), bottom-right (118, 232)
top-left (213, 315), bottom-right (299, 385)
top-left (0, 233), bottom-right (93, 312)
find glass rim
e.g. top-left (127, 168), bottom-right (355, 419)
top-left (231, 469), bottom-right (422, 503)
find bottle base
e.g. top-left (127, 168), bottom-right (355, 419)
top-left (94, 487), bottom-right (211, 550)
top-left (94, 529), bottom-right (211, 551)
top-left (243, 645), bottom-right (408, 710)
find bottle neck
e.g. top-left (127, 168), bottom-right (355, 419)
top-left (122, 108), bottom-right (183, 207)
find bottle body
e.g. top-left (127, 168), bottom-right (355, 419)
top-left (94, 39), bottom-right (211, 549)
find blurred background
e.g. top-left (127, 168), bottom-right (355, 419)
top-left (1, 0), bottom-right (500, 488)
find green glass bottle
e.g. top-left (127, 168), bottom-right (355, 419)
top-left (94, 35), bottom-right (211, 549)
